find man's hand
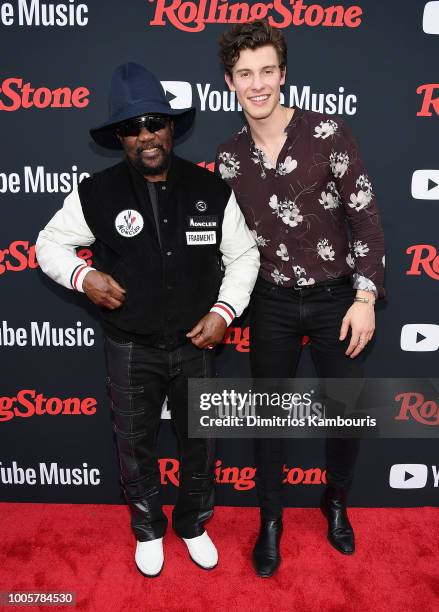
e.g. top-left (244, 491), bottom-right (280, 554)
top-left (339, 301), bottom-right (375, 359)
top-left (186, 312), bottom-right (228, 349)
top-left (82, 270), bottom-right (126, 310)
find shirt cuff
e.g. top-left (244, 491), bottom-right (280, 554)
top-left (210, 301), bottom-right (236, 327)
top-left (352, 273), bottom-right (378, 298)
top-left (70, 264), bottom-right (95, 293)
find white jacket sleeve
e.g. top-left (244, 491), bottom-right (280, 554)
top-left (35, 188), bottom-right (96, 293)
top-left (210, 191), bottom-right (260, 326)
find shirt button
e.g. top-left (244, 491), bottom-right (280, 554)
top-left (166, 251), bottom-right (172, 256)
top-left (167, 285), bottom-right (173, 290)
top-left (163, 219), bottom-right (168, 223)
top-left (162, 186), bottom-right (166, 191)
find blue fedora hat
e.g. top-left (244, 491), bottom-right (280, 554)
top-left (90, 62), bottom-right (195, 150)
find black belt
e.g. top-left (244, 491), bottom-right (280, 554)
top-left (293, 275), bottom-right (352, 291)
top-left (256, 275), bottom-right (352, 293)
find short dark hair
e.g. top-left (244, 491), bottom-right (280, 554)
top-left (219, 20), bottom-right (288, 78)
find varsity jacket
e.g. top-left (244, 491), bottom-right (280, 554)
top-left (36, 156), bottom-right (260, 340)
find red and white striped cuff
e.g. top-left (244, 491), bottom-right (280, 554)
top-left (210, 301), bottom-right (236, 327)
top-left (70, 263), bottom-right (94, 293)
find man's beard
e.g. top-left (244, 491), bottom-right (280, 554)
top-left (133, 145), bottom-right (171, 176)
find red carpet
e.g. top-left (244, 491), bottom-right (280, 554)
top-left (0, 503), bottom-right (438, 612)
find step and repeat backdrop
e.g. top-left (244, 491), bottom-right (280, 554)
top-left (1, 0), bottom-right (438, 508)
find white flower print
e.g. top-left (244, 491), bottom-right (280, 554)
top-left (353, 240), bottom-right (369, 258)
top-left (252, 148), bottom-right (297, 178)
top-left (357, 174), bottom-right (372, 191)
top-left (238, 124), bottom-right (248, 135)
top-left (277, 155), bottom-right (298, 175)
top-left (271, 268), bottom-right (291, 285)
top-left (293, 265), bottom-right (315, 286)
top-left (218, 151), bottom-right (241, 180)
top-left (318, 181), bottom-right (341, 210)
top-left (252, 149), bottom-right (273, 171)
top-left (382, 255), bottom-right (385, 268)
top-left (329, 151), bottom-right (350, 178)
top-left (313, 120), bottom-right (338, 140)
top-left (251, 229), bottom-right (270, 247)
top-left (349, 174), bottom-right (373, 211)
top-left (346, 253), bottom-right (355, 269)
top-left (317, 239), bottom-right (335, 261)
top-left (353, 273), bottom-right (377, 295)
top-left (293, 265), bottom-right (306, 277)
top-left (276, 243), bottom-right (289, 261)
top-left (269, 194), bottom-right (278, 208)
top-left (282, 207), bottom-right (303, 227)
top-left (269, 194), bottom-right (304, 228)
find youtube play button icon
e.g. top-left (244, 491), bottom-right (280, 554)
top-left (160, 81), bottom-right (193, 110)
top-left (389, 464), bottom-right (428, 489)
top-left (400, 324), bottom-right (439, 351)
top-left (411, 170), bottom-right (439, 199)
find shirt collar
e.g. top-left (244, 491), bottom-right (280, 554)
top-left (237, 105), bottom-right (304, 144)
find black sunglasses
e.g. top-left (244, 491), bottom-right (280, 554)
top-left (117, 115), bottom-right (170, 137)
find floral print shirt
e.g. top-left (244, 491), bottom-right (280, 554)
top-left (216, 107), bottom-right (385, 297)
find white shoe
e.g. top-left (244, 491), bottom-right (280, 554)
top-left (182, 532), bottom-right (218, 569)
top-left (135, 538), bottom-right (164, 577)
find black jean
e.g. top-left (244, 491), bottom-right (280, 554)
top-left (249, 277), bottom-right (364, 520)
top-left (104, 336), bottom-right (216, 541)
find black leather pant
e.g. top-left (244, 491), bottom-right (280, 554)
top-left (249, 277), bottom-right (364, 520)
top-left (104, 336), bottom-right (216, 541)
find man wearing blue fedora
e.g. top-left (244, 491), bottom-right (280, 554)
top-left (36, 62), bottom-right (260, 576)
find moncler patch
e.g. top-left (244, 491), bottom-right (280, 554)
top-left (115, 209), bottom-right (144, 237)
top-left (186, 231), bottom-right (216, 245)
top-left (187, 215), bottom-right (218, 229)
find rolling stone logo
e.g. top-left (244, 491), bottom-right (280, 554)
top-left (417, 84), bottom-right (439, 117)
top-left (149, 0), bottom-right (363, 32)
top-left (0, 78), bottom-right (89, 111)
top-left (0, 241), bottom-right (92, 276)
top-left (395, 392), bottom-right (439, 426)
top-left (222, 326), bottom-right (250, 352)
top-left (0, 390), bottom-right (97, 423)
top-left (222, 326), bottom-right (310, 352)
top-left (406, 244), bottom-right (439, 280)
top-left (160, 458), bottom-right (326, 490)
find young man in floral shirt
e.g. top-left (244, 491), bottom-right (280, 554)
top-left (216, 20), bottom-right (385, 577)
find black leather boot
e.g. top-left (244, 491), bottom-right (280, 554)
top-left (252, 518), bottom-right (283, 577)
top-left (320, 486), bottom-right (355, 555)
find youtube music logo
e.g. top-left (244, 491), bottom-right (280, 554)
top-left (411, 170), bottom-right (439, 199)
top-left (161, 80), bottom-right (357, 115)
top-left (389, 464), bottom-right (428, 489)
top-left (400, 324), bottom-right (439, 352)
